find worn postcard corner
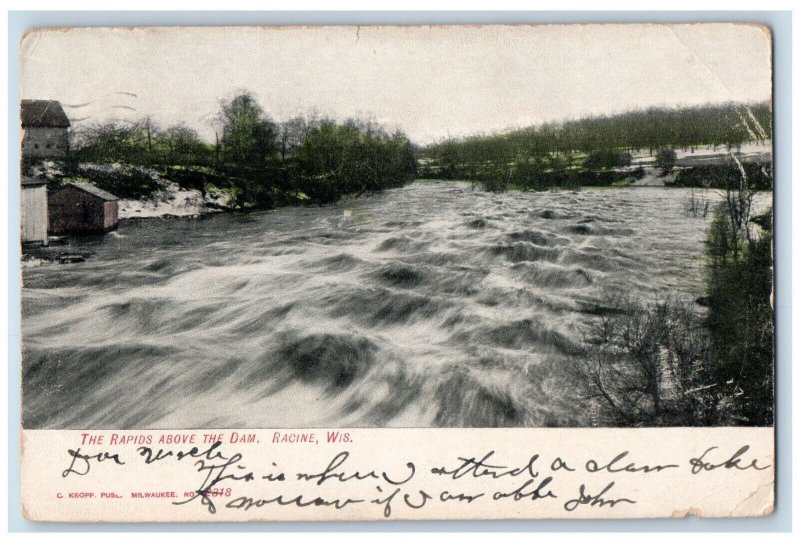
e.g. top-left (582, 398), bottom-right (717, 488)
top-left (18, 23), bottom-right (775, 522)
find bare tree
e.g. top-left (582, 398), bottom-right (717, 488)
top-left (573, 297), bottom-right (712, 426)
top-left (141, 115), bottom-right (159, 156)
top-left (720, 155), bottom-right (755, 260)
top-left (277, 117), bottom-right (308, 161)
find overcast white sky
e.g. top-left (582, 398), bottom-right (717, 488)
top-left (20, 24), bottom-right (772, 144)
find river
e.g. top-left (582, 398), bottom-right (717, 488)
top-left (22, 182), bottom-right (734, 429)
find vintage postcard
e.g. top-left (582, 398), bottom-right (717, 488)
top-left (18, 24), bottom-right (775, 521)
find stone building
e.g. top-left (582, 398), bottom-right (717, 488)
top-left (21, 99), bottom-right (70, 159)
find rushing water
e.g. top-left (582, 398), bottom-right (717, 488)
top-left (23, 182), bottom-right (729, 429)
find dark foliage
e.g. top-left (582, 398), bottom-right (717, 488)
top-left (705, 207), bottom-right (774, 425)
top-left (419, 101), bottom-right (772, 191)
top-left (585, 149), bottom-right (630, 171)
top-left (294, 120), bottom-right (417, 203)
top-left (422, 101), bottom-right (771, 163)
top-left (630, 166), bottom-right (646, 180)
top-left (655, 148), bottom-right (677, 176)
top-left (573, 297), bottom-right (719, 427)
top-left (672, 161), bottom-right (773, 191)
top-left (65, 91), bottom-right (417, 208)
top-left (73, 166), bottom-right (163, 200)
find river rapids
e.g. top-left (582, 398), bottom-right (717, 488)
top-left (22, 182), bottom-right (726, 428)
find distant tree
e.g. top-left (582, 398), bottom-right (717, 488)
top-left (585, 149), bottom-right (623, 171)
top-left (277, 117), bottom-right (308, 161)
top-left (73, 120), bottom-right (150, 164)
top-left (217, 91), bottom-right (277, 168)
top-left (630, 166), bottom-right (646, 180)
top-left (655, 148), bottom-right (677, 176)
top-left (141, 115), bottom-right (159, 156)
top-left (297, 118), bottom-right (416, 202)
top-left (437, 142), bottom-right (461, 180)
top-left (617, 152), bottom-right (633, 168)
top-left (160, 124), bottom-right (206, 166)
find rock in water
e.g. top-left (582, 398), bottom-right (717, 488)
top-left (57, 253), bottom-right (87, 264)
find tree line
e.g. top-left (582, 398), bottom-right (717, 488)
top-left (67, 90), bottom-right (417, 208)
top-left (419, 102), bottom-right (772, 190)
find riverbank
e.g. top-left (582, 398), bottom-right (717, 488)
top-left (33, 139), bottom-right (773, 224)
top-left (118, 165), bottom-right (769, 222)
top-left (118, 181), bottom-right (231, 219)
top-left (419, 142), bottom-right (772, 192)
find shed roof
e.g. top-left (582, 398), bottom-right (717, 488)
top-left (21, 100), bottom-right (71, 128)
top-left (61, 182), bottom-right (119, 201)
top-left (21, 177), bottom-right (48, 187)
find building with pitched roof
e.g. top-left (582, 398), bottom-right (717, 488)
top-left (48, 183), bottom-right (119, 234)
top-left (21, 99), bottom-right (71, 159)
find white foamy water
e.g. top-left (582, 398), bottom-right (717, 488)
top-left (22, 182), bottom-right (766, 429)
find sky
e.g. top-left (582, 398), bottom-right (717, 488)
top-left (20, 24), bottom-right (772, 145)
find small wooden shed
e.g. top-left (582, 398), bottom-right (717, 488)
top-left (21, 177), bottom-right (49, 245)
top-left (48, 183), bottom-right (119, 235)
